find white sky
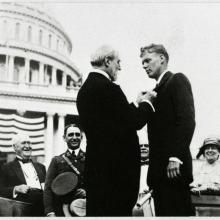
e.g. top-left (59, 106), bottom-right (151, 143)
top-left (38, 1), bottom-right (220, 157)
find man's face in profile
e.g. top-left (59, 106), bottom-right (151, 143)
top-left (141, 51), bottom-right (163, 80)
top-left (107, 55), bottom-right (121, 81)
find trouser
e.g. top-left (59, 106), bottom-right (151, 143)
top-left (152, 181), bottom-right (195, 216)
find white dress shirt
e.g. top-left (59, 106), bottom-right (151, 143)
top-left (13, 156), bottom-right (42, 198)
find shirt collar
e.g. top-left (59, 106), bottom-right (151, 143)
top-left (91, 68), bottom-right (111, 81)
top-left (68, 148), bottom-right (80, 156)
top-left (157, 69), bottom-right (168, 84)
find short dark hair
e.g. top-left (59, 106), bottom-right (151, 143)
top-left (140, 43), bottom-right (169, 63)
top-left (63, 124), bottom-right (81, 137)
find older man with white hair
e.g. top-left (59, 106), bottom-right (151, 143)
top-left (0, 132), bottom-right (46, 216)
top-left (77, 45), bottom-right (156, 216)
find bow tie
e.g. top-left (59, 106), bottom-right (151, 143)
top-left (17, 157), bottom-right (31, 164)
top-left (141, 159), bottom-right (149, 166)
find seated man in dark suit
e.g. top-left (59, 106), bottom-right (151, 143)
top-left (0, 132), bottom-right (46, 216)
top-left (44, 124), bottom-right (85, 217)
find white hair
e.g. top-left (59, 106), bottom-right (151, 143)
top-left (12, 132), bottom-right (31, 146)
top-left (90, 45), bottom-right (118, 67)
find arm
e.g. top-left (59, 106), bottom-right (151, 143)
top-left (104, 83), bottom-right (154, 131)
top-left (167, 73), bottom-right (195, 179)
top-left (0, 164), bottom-right (15, 199)
top-left (170, 73), bottom-right (196, 160)
top-left (43, 157), bottom-right (58, 216)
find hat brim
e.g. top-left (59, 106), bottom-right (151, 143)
top-left (51, 172), bottom-right (78, 196)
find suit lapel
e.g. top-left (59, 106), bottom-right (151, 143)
top-left (155, 71), bottom-right (173, 92)
top-left (11, 159), bottom-right (26, 184)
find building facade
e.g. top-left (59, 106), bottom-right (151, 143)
top-left (0, 2), bottom-right (82, 166)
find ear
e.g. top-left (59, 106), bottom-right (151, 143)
top-left (160, 54), bottom-right (165, 64)
top-left (104, 56), bottom-right (110, 67)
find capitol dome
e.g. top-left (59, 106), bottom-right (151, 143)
top-left (0, 2), bottom-right (82, 165)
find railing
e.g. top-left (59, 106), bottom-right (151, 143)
top-left (191, 192), bottom-right (220, 216)
top-left (0, 196), bottom-right (32, 216)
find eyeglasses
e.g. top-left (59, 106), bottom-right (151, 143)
top-left (67, 132), bottom-right (81, 138)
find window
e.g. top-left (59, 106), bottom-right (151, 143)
top-left (39, 29), bottom-right (43, 45)
top-left (15, 22), bottom-right (20, 40)
top-left (48, 34), bottom-right (52, 48)
top-left (56, 39), bottom-right (59, 51)
top-left (28, 26), bottom-right (32, 42)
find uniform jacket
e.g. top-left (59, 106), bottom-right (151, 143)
top-left (76, 72), bottom-right (153, 215)
top-left (43, 149), bottom-right (85, 216)
top-left (147, 71), bottom-right (196, 188)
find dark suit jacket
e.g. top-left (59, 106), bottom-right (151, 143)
top-left (76, 72), bottom-right (153, 215)
top-left (0, 158), bottom-right (46, 216)
top-left (43, 149), bottom-right (85, 216)
top-left (147, 71), bottom-right (195, 188)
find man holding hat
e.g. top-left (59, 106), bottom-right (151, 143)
top-left (44, 124), bottom-right (85, 217)
top-left (191, 137), bottom-right (220, 193)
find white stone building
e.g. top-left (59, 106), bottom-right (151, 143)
top-left (0, 2), bottom-right (82, 166)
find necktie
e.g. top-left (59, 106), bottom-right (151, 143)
top-left (153, 83), bottom-right (159, 92)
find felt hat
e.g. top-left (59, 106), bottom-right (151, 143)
top-left (196, 137), bottom-right (220, 159)
top-left (51, 172), bottom-right (78, 196)
top-left (63, 198), bottom-right (86, 216)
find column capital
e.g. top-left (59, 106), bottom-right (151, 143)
top-left (46, 111), bottom-right (56, 117)
top-left (57, 112), bottom-right (66, 117)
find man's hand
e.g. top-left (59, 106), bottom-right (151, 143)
top-left (167, 161), bottom-right (181, 179)
top-left (75, 188), bottom-right (86, 198)
top-left (136, 91), bottom-right (157, 105)
top-left (14, 184), bottom-right (30, 194)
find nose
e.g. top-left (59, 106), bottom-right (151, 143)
top-left (142, 62), bottom-right (148, 69)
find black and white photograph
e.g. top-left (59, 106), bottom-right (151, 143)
top-left (0, 0), bottom-right (220, 217)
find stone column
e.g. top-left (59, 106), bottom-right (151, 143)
top-left (62, 71), bottom-right (67, 88)
top-left (8, 55), bottom-right (14, 81)
top-left (52, 66), bottom-right (57, 86)
top-left (44, 112), bottom-right (54, 167)
top-left (25, 58), bottom-right (30, 83)
top-left (4, 55), bottom-right (8, 80)
top-left (56, 113), bottom-right (66, 155)
top-left (39, 62), bottom-right (44, 85)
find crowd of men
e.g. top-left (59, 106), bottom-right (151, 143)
top-left (0, 43), bottom-right (219, 217)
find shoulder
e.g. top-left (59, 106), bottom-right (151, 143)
top-left (1, 160), bottom-right (17, 169)
top-left (170, 72), bottom-right (192, 89)
top-left (172, 72), bottom-right (191, 83)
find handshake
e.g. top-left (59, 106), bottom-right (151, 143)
top-left (136, 90), bottom-right (157, 105)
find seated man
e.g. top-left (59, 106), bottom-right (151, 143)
top-left (133, 132), bottom-right (154, 217)
top-left (191, 137), bottom-right (220, 194)
top-left (0, 132), bottom-right (46, 216)
top-left (44, 124), bottom-right (85, 217)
